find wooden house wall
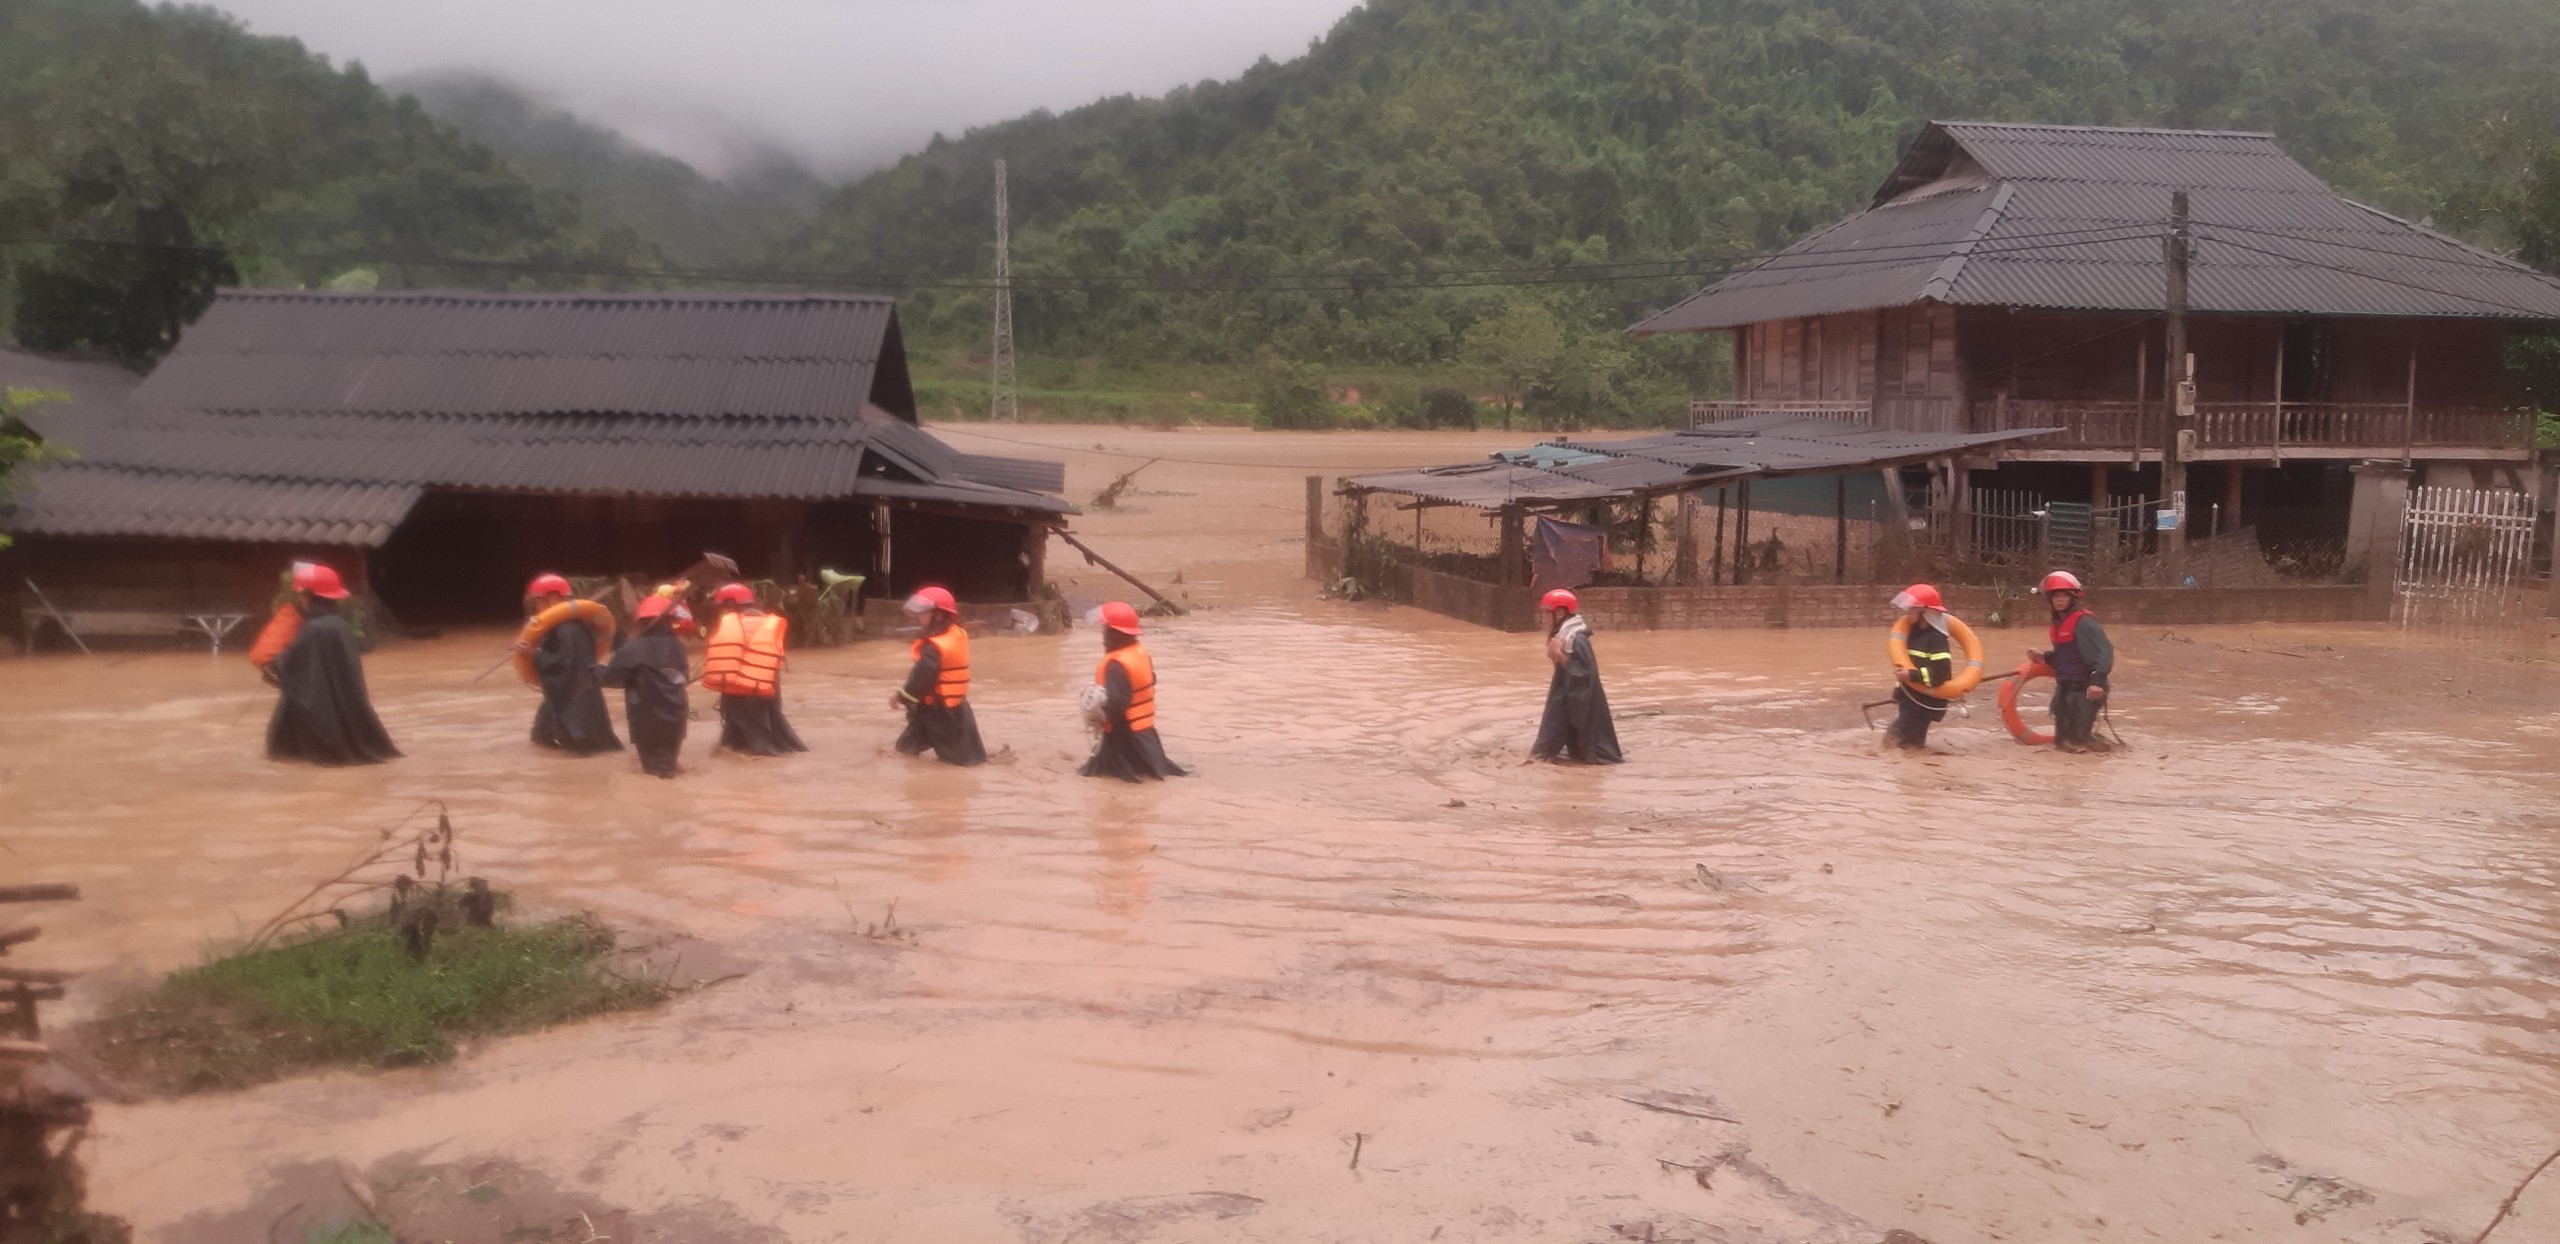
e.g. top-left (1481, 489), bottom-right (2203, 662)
top-left (1734, 303), bottom-right (1960, 428)
top-left (1954, 311), bottom-right (2507, 406)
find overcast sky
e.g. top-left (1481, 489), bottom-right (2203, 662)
top-left (216, 0), bottom-right (1365, 176)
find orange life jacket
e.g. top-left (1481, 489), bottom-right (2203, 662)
top-left (1096, 643), bottom-right (1157, 734)
top-left (703, 612), bottom-right (786, 697)
top-left (247, 602), bottom-right (303, 671)
top-left (910, 625), bottom-right (970, 707)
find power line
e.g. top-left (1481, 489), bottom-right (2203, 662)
top-left (2196, 235), bottom-right (2560, 320)
top-left (2196, 219), bottom-right (2560, 281)
top-left (929, 422), bottom-right (1418, 470)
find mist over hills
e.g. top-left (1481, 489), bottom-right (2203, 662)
top-left (395, 73), bottom-right (829, 268)
top-left (7, 0), bottom-right (2559, 422)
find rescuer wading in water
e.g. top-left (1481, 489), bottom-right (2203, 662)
top-left (517, 572), bottom-right (622, 756)
top-left (702, 582), bottom-right (806, 756)
top-left (1529, 588), bottom-right (1622, 764)
top-left (264, 561), bottom-right (400, 766)
top-left (2030, 570), bottom-right (2114, 753)
top-left (1884, 583), bottom-right (1957, 750)
top-left (1080, 601), bottom-right (1187, 782)
top-left (891, 586), bottom-right (987, 766)
top-left (600, 593), bottom-right (691, 778)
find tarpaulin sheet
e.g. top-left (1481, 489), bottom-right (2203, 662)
top-left (1532, 516), bottom-right (1606, 594)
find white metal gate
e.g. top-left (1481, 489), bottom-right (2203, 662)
top-left (2392, 486), bottom-right (2537, 629)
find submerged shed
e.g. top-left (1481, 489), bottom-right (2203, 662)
top-left (2, 291), bottom-right (1072, 626)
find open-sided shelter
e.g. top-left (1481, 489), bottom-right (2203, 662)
top-left (3, 290), bottom-right (1072, 626)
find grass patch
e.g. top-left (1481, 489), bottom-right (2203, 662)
top-left (307, 1224), bottom-right (395, 1244)
top-left (84, 894), bottom-right (670, 1096)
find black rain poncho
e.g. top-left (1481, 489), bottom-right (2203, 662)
top-left (530, 617), bottom-right (623, 755)
top-left (894, 622), bottom-right (986, 766)
top-left (718, 691), bottom-right (807, 756)
top-left (600, 621), bottom-right (688, 777)
top-left (1080, 636), bottom-right (1187, 782)
top-left (265, 604), bottom-right (400, 766)
top-left (1530, 614), bottom-right (1623, 765)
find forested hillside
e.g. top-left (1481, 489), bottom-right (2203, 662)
top-left (788, 0), bottom-right (2560, 421)
top-left (0, 0), bottom-right (651, 363)
top-left (399, 73), bottom-right (829, 267)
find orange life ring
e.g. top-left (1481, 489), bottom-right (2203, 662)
top-left (1999, 659), bottom-right (2055, 745)
top-left (513, 599), bottom-right (615, 686)
top-left (1887, 612), bottom-right (1985, 700)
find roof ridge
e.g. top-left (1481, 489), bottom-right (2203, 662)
top-left (1934, 119), bottom-right (2279, 139)
top-left (218, 289), bottom-right (898, 305)
top-left (1919, 182), bottom-right (2016, 302)
top-left (2333, 198), bottom-right (2560, 282)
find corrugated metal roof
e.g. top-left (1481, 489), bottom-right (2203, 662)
top-left (948, 452), bottom-right (1069, 494)
top-left (1634, 121), bottom-right (2560, 332)
top-left (1568, 417), bottom-right (2061, 478)
top-left (1345, 461), bottom-right (1626, 509)
top-left (6, 464), bottom-right (418, 545)
top-left (5, 290), bottom-right (1072, 546)
top-left (1345, 417), bottom-right (2058, 510)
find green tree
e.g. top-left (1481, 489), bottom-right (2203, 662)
top-left (0, 0), bottom-right (660, 361)
top-left (2442, 80), bottom-right (2560, 418)
top-left (0, 388), bottom-right (66, 551)
top-left (1251, 350), bottom-right (1332, 429)
top-left (1462, 301), bottom-right (1563, 431)
top-left (784, 0), bottom-right (2560, 414)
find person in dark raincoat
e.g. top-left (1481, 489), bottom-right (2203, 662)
top-left (1080, 601), bottom-right (1187, 782)
top-left (265, 562), bottom-right (400, 766)
top-left (890, 586), bottom-right (987, 766)
top-left (600, 593), bottom-right (689, 777)
top-left (1882, 583), bottom-right (1957, 750)
top-left (702, 582), bottom-right (806, 756)
top-left (1529, 588), bottom-right (1623, 765)
top-left (519, 572), bottom-right (622, 756)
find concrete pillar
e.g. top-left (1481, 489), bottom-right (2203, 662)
top-left (1672, 491), bottom-right (1700, 585)
top-left (2347, 461), bottom-right (2414, 618)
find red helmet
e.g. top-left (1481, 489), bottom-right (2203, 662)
top-left (527, 572), bottom-right (571, 598)
top-left (634, 595), bottom-right (675, 621)
top-left (905, 585), bottom-right (957, 615)
top-left (1891, 583), bottom-right (1943, 611)
top-left (1098, 601), bottom-right (1142, 635)
top-left (1540, 588), bottom-right (1579, 612)
top-left (713, 582), bottom-right (756, 606)
top-left (292, 561), bottom-right (351, 600)
top-left (2040, 570), bottom-right (2084, 593)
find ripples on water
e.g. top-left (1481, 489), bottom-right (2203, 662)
top-left (7, 607), bottom-right (2558, 1240)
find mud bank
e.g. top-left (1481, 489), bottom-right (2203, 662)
top-left (3, 427), bottom-right (2556, 1242)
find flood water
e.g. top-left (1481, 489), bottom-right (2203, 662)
top-left (6, 427), bottom-right (2559, 1242)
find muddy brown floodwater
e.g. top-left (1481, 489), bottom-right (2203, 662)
top-left (5, 427), bottom-right (2560, 1242)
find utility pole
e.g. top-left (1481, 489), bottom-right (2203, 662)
top-left (2161, 189), bottom-right (2194, 553)
top-left (989, 158), bottom-right (1020, 423)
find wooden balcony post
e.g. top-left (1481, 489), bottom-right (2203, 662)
top-left (1834, 475), bottom-right (1848, 582)
top-left (2272, 330), bottom-right (2285, 464)
top-left (2403, 341), bottom-right (2418, 463)
top-left (1733, 482), bottom-right (1754, 586)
